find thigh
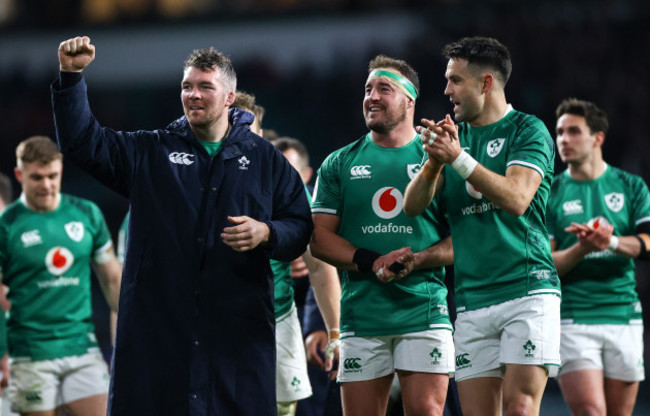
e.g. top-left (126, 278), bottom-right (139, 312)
top-left (340, 374), bottom-right (393, 416)
top-left (276, 308), bottom-right (313, 402)
top-left (337, 336), bottom-right (393, 383)
top-left (396, 371), bottom-right (448, 416)
top-left (604, 378), bottom-right (639, 416)
top-left (558, 369), bottom-right (606, 416)
top-left (63, 394), bottom-right (107, 416)
top-left (456, 377), bottom-right (502, 416)
top-left (393, 329), bottom-right (454, 375)
top-left (8, 359), bottom-right (59, 414)
top-left (502, 364), bottom-right (548, 415)
top-left (59, 353), bottom-right (109, 407)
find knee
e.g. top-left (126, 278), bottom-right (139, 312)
top-left (570, 402), bottom-right (606, 416)
top-left (503, 397), bottom-right (535, 416)
top-left (403, 400), bottom-right (445, 416)
top-left (277, 401), bottom-right (297, 416)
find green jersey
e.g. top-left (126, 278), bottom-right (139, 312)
top-left (312, 133), bottom-right (451, 338)
top-left (547, 165), bottom-right (650, 324)
top-left (439, 107), bottom-right (559, 312)
top-left (0, 194), bottom-right (112, 360)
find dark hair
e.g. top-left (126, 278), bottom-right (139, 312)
top-left (555, 98), bottom-right (609, 135)
top-left (271, 137), bottom-right (309, 168)
top-left (443, 37), bottom-right (512, 85)
top-left (184, 47), bottom-right (237, 92)
top-left (0, 172), bottom-right (12, 206)
top-left (16, 136), bottom-right (62, 169)
top-left (368, 55), bottom-right (420, 97)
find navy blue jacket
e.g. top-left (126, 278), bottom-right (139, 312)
top-left (51, 77), bottom-right (313, 416)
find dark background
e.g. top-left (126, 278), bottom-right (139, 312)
top-left (1, 0), bottom-right (649, 414)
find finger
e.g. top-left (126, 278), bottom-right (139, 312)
top-left (227, 215), bottom-right (248, 225)
top-left (419, 118), bottom-right (437, 129)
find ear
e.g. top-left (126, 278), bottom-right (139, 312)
top-left (407, 97), bottom-right (416, 109)
top-left (482, 73), bottom-right (494, 94)
top-left (14, 167), bottom-right (23, 184)
top-left (225, 90), bottom-right (236, 107)
top-left (593, 131), bottom-right (605, 147)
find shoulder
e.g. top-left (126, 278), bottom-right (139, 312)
top-left (608, 166), bottom-right (649, 191)
top-left (61, 194), bottom-right (104, 220)
top-left (321, 135), bottom-right (367, 171)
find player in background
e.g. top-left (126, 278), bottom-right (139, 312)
top-left (547, 98), bottom-right (650, 416)
top-left (0, 136), bottom-right (121, 416)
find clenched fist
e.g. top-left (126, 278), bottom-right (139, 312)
top-left (58, 36), bottom-right (95, 72)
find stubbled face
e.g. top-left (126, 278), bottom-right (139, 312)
top-left (363, 76), bottom-right (409, 134)
top-left (15, 160), bottom-right (62, 213)
top-left (444, 58), bottom-right (485, 124)
top-left (556, 113), bottom-right (599, 165)
top-left (181, 67), bottom-right (232, 129)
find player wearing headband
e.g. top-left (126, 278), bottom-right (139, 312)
top-left (311, 55), bottom-right (454, 416)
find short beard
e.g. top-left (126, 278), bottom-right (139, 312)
top-left (365, 107), bottom-right (406, 135)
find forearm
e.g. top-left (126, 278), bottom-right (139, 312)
top-left (611, 235), bottom-right (642, 259)
top-left (466, 164), bottom-right (538, 217)
top-left (310, 226), bottom-right (359, 271)
top-left (403, 161), bottom-right (443, 217)
top-left (551, 243), bottom-right (591, 277)
top-left (94, 259), bottom-right (122, 312)
top-left (304, 251), bottom-right (341, 332)
top-left (414, 236), bottom-right (453, 269)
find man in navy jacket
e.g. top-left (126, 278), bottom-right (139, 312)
top-left (51, 36), bottom-right (313, 416)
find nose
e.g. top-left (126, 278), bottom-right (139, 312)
top-left (187, 87), bottom-right (200, 99)
top-left (367, 87), bottom-right (380, 101)
top-left (444, 81), bottom-right (452, 96)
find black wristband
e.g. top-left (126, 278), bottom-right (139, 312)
top-left (635, 234), bottom-right (650, 260)
top-left (353, 248), bottom-right (381, 273)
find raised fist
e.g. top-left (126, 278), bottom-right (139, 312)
top-left (58, 36), bottom-right (95, 72)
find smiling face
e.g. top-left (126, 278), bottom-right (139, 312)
top-left (444, 58), bottom-right (486, 124)
top-left (15, 160), bottom-right (62, 213)
top-left (363, 75), bottom-right (410, 135)
top-left (556, 113), bottom-right (602, 165)
top-left (181, 66), bottom-right (233, 130)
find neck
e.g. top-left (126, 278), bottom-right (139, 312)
top-left (371, 121), bottom-right (416, 148)
top-left (568, 152), bottom-right (606, 181)
top-left (470, 91), bottom-right (508, 127)
top-left (191, 112), bottom-right (231, 143)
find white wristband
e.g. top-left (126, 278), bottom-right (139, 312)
top-left (325, 338), bottom-right (340, 361)
top-left (608, 235), bottom-right (619, 251)
top-left (451, 151), bottom-right (478, 180)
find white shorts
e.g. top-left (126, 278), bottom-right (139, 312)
top-left (337, 328), bottom-right (455, 383)
top-left (276, 306), bottom-right (312, 402)
top-left (559, 322), bottom-right (645, 382)
top-left (454, 295), bottom-right (561, 382)
top-left (8, 350), bottom-right (109, 413)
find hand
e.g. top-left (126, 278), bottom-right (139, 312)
top-left (324, 332), bottom-right (340, 381)
top-left (305, 330), bottom-right (328, 369)
top-left (417, 114), bottom-right (461, 165)
top-left (59, 36), bottom-right (95, 73)
top-left (565, 221), bottom-right (614, 252)
top-left (221, 216), bottom-right (270, 252)
top-left (373, 247), bottom-right (415, 283)
top-left (290, 256), bottom-right (309, 279)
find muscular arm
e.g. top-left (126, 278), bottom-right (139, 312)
top-left (414, 236), bottom-right (454, 269)
top-left (466, 163), bottom-right (543, 217)
top-left (403, 159), bottom-right (445, 217)
top-left (310, 213), bottom-right (359, 271)
top-left (92, 254), bottom-right (122, 312)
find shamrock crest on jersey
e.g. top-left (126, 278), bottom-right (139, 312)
top-left (604, 192), bottom-right (624, 213)
top-left (487, 138), bottom-right (505, 158)
top-left (65, 221), bottom-right (85, 242)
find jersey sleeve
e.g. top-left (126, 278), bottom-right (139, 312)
top-left (0, 218), bottom-right (7, 278)
top-left (88, 202), bottom-right (113, 263)
top-left (631, 176), bottom-right (650, 231)
top-left (311, 152), bottom-right (342, 216)
top-left (545, 178), bottom-right (560, 241)
top-left (507, 117), bottom-right (555, 180)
